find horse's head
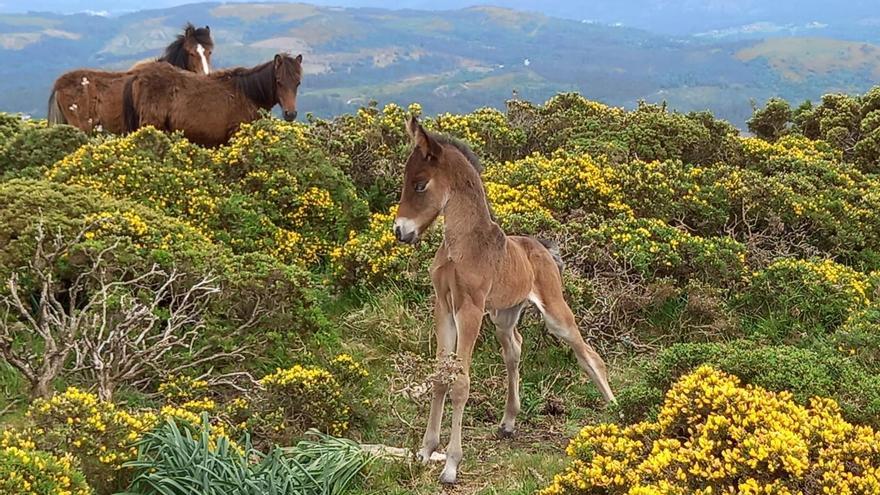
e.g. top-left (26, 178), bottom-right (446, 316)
top-left (394, 115), bottom-right (477, 245)
top-left (272, 53), bottom-right (303, 121)
top-left (181, 24), bottom-right (213, 75)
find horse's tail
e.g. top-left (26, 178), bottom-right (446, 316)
top-left (537, 238), bottom-right (565, 274)
top-left (122, 76), bottom-right (139, 133)
top-left (47, 89), bottom-right (66, 125)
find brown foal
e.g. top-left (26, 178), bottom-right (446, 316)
top-left (394, 116), bottom-right (615, 484)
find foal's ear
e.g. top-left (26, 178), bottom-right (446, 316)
top-left (294, 53), bottom-right (303, 64)
top-left (406, 115), bottom-right (441, 160)
top-left (274, 54), bottom-right (283, 69)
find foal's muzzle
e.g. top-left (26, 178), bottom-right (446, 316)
top-left (283, 110), bottom-right (298, 121)
top-left (394, 225), bottom-right (416, 245)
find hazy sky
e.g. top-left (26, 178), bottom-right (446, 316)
top-left (3, 0), bottom-right (879, 35)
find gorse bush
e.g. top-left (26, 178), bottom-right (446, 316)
top-left (0, 446), bottom-right (92, 495)
top-left (615, 341), bottom-right (880, 427)
top-left (247, 354), bottom-right (373, 444)
top-left (543, 366), bottom-right (880, 495)
top-left (46, 124), bottom-right (367, 268)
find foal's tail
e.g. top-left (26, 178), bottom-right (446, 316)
top-left (47, 90), bottom-right (66, 125)
top-left (122, 76), bottom-right (139, 133)
top-left (538, 238), bottom-right (565, 274)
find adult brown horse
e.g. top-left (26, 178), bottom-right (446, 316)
top-left (47, 24), bottom-right (213, 133)
top-left (122, 53), bottom-right (303, 147)
top-left (394, 116), bottom-right (615, 484)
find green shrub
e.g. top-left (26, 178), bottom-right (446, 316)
top-left (0, 179), bottom-right (225, 280)
top-left (833, 303), bottom-right (880, 372)
top-left (740, 258), bottom-right (870, 339)
top-left (306, 102), bottom-right (414, 211)
top-left (748, 97), bottom-right (793, 141)
top-left (0, 112), bottom-right (24, 143)
top-left (219, 118), bottom-right (368, 264)
top-left (508, 94), bottom-right (739, 165)
top-left (430, 107), bottom-right (526, 163)
top-left (0, 121), bottom-right (88, 178)
top-left (0, 446), bottom-right (92, 495)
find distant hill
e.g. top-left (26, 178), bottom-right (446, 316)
top-left (3, 2), bottom-right (880, 127)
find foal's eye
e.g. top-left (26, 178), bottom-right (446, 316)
top-left (414, 181), bottom-right (428, 193)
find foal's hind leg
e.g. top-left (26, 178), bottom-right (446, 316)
top-left (490, 304), bottom-right (525, 437)
top-left (530, 287), bottom-right (615, 403)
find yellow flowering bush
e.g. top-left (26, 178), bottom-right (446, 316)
top-left (617, 341), bottom-right (880, 427)
top-left (307, 102), bottom-right (415, 210)
top-left (23, 387), bottom-right (158, 491)
top-left (331, 206), bottom-right (426, 287)
top-left (157, 375), bottom-right (209, 404)
top-left (542, 366), bottom-right (880, 495)
top-left (256, 363), bottom-right (351, 439)
top-left (46, 122), bottom-right (367, 268)
top-left (742, 258), bottom-right (871, 335)
top-left (0, 446), bottom-right (92, 495)
top-left (570, 215), bottom-right (747, 284)
top-left (220, 354), bottom-right (373, 446)
top-left (484, 150), bottom-right (627, 222)
top-left (47, 127), bottom-right (225, 229)
top-left (6, 386), bottom-right (246, 494)
top-left (429, 107), bottom-right (525, 163)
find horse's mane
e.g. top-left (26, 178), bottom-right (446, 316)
top-left (227, 61), bottom-right (277, 108)
top-left (430, 132), bottom-right (482, 173)
top-left (158, 23), bottom-right (212, 70)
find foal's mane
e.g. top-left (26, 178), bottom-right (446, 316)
top-left (428, 131), bottom-right (498, 220)
top-left (158, 23), bottom-right (212, 70)
top-left (430, 132), bottom-right (482, 173)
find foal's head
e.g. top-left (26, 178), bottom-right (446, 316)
top-left (394, 115), bottom-right (482, 245)
top-left (273, 53), bottom-right (303, 121)
top-left (162, 23), bottom-right (213, 75)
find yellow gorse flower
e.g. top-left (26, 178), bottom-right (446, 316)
top-left (542, 366), bottom-right (880, 495)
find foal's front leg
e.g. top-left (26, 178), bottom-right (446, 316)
top-left (440, 297), bottom-right (484, 484)
top-left (418, 296), bottom-right (456, 463)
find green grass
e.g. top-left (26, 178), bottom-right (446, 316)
top-left (333, 287), bottom-right (635, 492)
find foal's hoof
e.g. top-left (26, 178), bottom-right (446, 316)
top-left (439, 466), bottom-right (458, 485)
top-left (497, 425), bottom-right (516, 439)
top-left (416, 448), bottom-right (434, 464)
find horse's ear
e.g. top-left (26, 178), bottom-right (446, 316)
top-left (406, 115), bottom-right (440, 160)
top-left (205, 25), bottom-right (210, 33)
top-left (294, 53), bottom-right (303, 64)
top-left (185, 24), bottom-right (195, 36)
top-left (274, 54), bottom-right (283, 69)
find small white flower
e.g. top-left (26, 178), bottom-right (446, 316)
top-left (69, 103), bottom-right (78, 111)
top-left (81, 77), bottom-right (90, 86)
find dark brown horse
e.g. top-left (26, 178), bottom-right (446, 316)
top-left (122, 53), bottom-right (303, 147)
top-left (47, 24), bottom-right (213, 133)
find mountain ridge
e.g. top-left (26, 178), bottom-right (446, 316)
top-left (2, 2), bottom-right (880, 127)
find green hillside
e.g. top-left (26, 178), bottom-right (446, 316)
top-left (4, 2), bottom-right (880, 126)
